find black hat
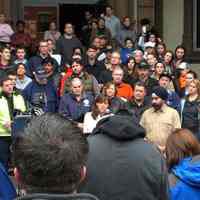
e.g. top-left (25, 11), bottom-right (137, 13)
top-left (33, 68), bottom-right (47, 82)
top-left (159, 72), bottom-right (172, 81)
top-left (138, 61), bottom-right (149, 69)
top-left (152, 86), bottom-right (168, 101)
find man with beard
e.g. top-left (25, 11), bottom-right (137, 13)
top-left (59, 78), bottom-right (93, 129)
top-left (131, 61), bottom-right (158, 96)
top-left (140, 86), bottom-right (181, 151)
top-left (59, 58), bottom-right (100, 97)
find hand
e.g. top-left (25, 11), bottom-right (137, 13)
top-left (32, 107), bottom-right (44, 116)
top-left (4, 121), bottom-right (11, 129)
top-left (158, 145), bottom-right (166, 153)
top-left (77, 123), bottom-right (83, 129)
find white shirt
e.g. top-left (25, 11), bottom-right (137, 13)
top-left (83, 111), bottom-right (113, 134)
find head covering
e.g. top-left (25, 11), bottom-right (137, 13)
top-left (159, 72), bottom-right (172, 81)
top-left (33, 68), bottom-right (47, 83)
top-left (138, 61), bottom-right (150, 69)
top-left (144, 41), bottom-right (155, 49)
top-left (177, 62), bottom-right (190, 70)
top-left (152, 86), bottom-right (168, 101)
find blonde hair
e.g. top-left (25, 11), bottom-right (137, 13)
top-left (189, 79), bottom-right (200, 98)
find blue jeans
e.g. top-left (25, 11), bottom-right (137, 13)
top-left (0, 137), bottom-right (11, 171)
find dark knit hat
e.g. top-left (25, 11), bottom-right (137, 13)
top-left (159, 72), bottom-right (172, 81)
top-left (138, 61), bottom-right (149, 69)
top-left (152, 86), bottom-right (168, 101)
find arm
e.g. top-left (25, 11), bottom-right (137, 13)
top-left (92, 76), bottom-right (100, 96)
top-left (55, 38), bottom-right (62, 54)
top-left (173, 110), bottom-right (181, 129)
top-left (0, 24), bottom-right (14, 37)
top-left (58, 95), bottom-right (70, 120)
top-left (83, 112), bottom-right (92, 134)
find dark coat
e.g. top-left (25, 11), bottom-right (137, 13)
top-left (181, 97), bottom-right (200, 136)
top-left (16, 193), bottom-right (99, 200)
top-left (79, 112), bottom-right (169, 200)
top-left (23, 79), bottom-right (58, 113)
top-left (59, 92), bottom-right (94, 122)
top-left (131, 77), bottom-right (159, 96)
top-left (128, 97), bottom-right (151, 121)
top-left (27, 54), bottom-right (59, 78)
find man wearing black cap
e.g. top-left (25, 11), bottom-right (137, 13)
top-left (131, 61), bottom-right (158, 96)
top-left (140, 86), bottom-right (181, 150)
top-left (159, 72), bottom-right (181, 112)
top-left (23, 67), bottom-right (58, 113)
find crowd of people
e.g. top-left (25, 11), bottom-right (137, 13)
top-left (0, 4), bottom-right (200, 200)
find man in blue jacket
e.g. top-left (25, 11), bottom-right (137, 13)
top-left (23, 67), bottom-right (58, 113)
top-left (59, 78), bottom-right (93, 128)
top-left (159, 72), bottom-right (181, 113)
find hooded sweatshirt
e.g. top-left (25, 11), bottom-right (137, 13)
top-left (170, 155), bottom-right (200, 200)
top-left (79, 111), bottom-right (169, 200)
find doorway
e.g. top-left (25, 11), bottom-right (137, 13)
top-left (59, 3), bottom-right (105, 37)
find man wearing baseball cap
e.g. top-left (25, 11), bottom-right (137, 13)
top-left (159, 72), bottom-right (181, 112)
top-left (140, 86), bottom-right (181, 150)
top-left (131, 61), bottom-right (158, 96)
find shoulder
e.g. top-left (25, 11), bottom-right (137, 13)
top-left (142, 107), bottom-right (154, 116)
top-left (84, 92), bottom-right (94, 100)
top-left (44, 30), bottom-right (50, 34)
top-left (164, 105), bottom-right (178, 113)
top-left (123, 83), bottom-right (133, 89)
top-left (84, 112), bottom-right (93, 119)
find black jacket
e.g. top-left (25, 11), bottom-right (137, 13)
top-left (128, 97), bottom-right (151, 121)
top-left (131, 77), bottom-right (158, 96)
top-left (79, 112), bottom-right (169, 200)
top-left (182, 97), bottom-right (200, 135)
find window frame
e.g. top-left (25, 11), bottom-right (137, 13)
top-left (183, 0), bottom-right (200, 63)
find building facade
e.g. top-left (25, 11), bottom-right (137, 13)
top-left (0, 0), bottom-right (199, 70)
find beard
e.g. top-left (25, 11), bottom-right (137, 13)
top-left (152, 103), bottom-right (162, 111)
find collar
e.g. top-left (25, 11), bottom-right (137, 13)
top-left (70, 92), bottom-right (86, 101)
top-left (116, 82), bottom-right (124, 88)
top-left (39, 53), bottom-right (48, 59)
top-left (152, 103), bottom-right (168, 113)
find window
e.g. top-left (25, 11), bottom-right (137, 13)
top-left (183, 0), bottom-right (200, 62)
top-left (193, 0), bottom-right (200, 50)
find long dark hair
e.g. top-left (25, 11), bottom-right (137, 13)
top-left (175, 45), bottom-right (186, 60)
top-left (166, 128), bottom-right (200, 169)
top-left (91, 95), bottom-right (109, 119)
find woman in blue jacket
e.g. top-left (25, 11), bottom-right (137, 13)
top-left (166, 128), bottom-right (200, 200)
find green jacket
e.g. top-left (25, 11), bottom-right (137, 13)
top-left (0, 92), bottom-right (26, 136)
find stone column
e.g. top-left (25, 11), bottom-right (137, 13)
top-left (107, 0), bottom-right (129, 19)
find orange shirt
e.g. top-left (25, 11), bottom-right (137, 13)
top-left (179, 73), bottom-right (186, 89)
top-left (116, 82), bottom-right (134, 101)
